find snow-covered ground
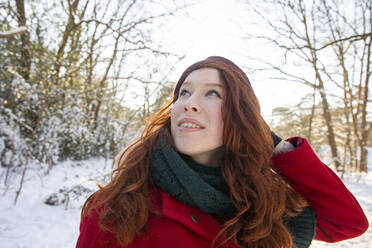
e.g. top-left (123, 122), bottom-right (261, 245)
top-left (0, 158), bottom-right (113, 248)
top-left (0, 151), bottom-right (371, 248)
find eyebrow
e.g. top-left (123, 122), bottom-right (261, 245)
top-left (182, 81), bottom-right (224, 88)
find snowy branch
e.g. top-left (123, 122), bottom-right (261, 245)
top-left (0, 26), bottom-right (27, 38)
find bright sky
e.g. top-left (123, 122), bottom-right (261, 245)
top-left (161, 0), bottom-right (312, 118)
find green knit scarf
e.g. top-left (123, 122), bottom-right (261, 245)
top-left (150, 138), bottom-right (235, 215)
top-left (150, 138), bottom-right (316, 248)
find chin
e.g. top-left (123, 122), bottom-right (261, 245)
top-left (175, 146), bottom-right (201, 156)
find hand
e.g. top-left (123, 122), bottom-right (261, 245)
top-left (273, 141), bottom-right (296, 156)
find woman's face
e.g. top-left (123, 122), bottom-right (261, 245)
top-left (171, 68), bottom-right (225, 167)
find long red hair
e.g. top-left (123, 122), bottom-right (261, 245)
top-left (82, 56), bottom-right (307, 248)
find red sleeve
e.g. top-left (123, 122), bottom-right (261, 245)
top-left (272, 137), bottom-right (369, 242)
top-left (76, 208), bottom-right (119, 248)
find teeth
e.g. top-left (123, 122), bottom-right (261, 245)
top-left (180, 122), bottom-right (201, 128)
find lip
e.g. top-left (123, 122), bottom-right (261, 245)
top-left (178, 118), bottom-right (205, 129)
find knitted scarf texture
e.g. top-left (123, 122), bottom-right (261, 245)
top-left (150, 138), bottom-right (315, 248)
top-left (150, 138), bottom-right (235, 215)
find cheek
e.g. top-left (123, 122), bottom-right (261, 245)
top-left (216, 112), bottom-right (224, 135)
top-left (215, 104), bottom-right (224, 125)
top-left (170, 102), bottom-right (182, 127)
top-left (217, 111), bottom-right (224, 145)
top-left (210, 104), bottom-right (224, 135)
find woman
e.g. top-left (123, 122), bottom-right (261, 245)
top-left (76, 56), bottom-right (368, 248)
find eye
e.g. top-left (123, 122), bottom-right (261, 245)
top-left (206, 89), bottom-right (221, 97)
top-left (179, 89), bottom-right (190, 97)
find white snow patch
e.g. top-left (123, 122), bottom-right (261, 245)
top-left (0, 158), bottom-right (112, 248)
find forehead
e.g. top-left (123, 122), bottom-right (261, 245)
top-left (182, 68), bottom-right (224, 87)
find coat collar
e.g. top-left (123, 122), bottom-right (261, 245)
top-left (149, 187), bottom-right (239, 248)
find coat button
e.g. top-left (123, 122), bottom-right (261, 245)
top-left (190, 213), bottom-right (198, 223)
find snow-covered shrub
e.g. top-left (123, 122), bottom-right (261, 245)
top-left (0, 114), bottom-right (28, 168)
top-left (55, 91), bottom-right (139, 161)
top-left (91, 112), bottom-right (133, 159)
top-left (44, 185), bottom-right (93, 209)
top-left (0, 69), bottom-right (140, 170)
top-left (57, 101), bottom-right (93, 161)
top-left (34, 114), bottom-right (61, 168)
top-left (0, 69), bottom-right (37, 168)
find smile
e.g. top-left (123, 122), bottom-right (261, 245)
top-left (177, 118), bottom-right (205, 129)
top-left (179, 122), bottom-right (203, 128)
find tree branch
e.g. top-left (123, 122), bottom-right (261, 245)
top-left (0, 26), bottom-right (27, 38)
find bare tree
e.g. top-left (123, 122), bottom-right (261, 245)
top-left (243, 0), bottom-right (371, 172)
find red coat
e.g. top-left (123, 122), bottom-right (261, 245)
top-left (76, 137), bottom-right (368, 248)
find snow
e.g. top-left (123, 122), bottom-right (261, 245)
top-left (0, 26), bottom-right (27, 37)
top-left (0, 158), bottom-right (112, 248)
top-left (0, 151), bottom-right (371, 248)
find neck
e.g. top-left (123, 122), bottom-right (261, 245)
top-left (190, 146), bottom-right (224, 168)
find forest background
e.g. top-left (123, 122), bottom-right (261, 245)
top-left (0, 0), bottom-right (371, 246)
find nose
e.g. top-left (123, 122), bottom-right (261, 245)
top-left (184, 95), bottom-right (201, 113)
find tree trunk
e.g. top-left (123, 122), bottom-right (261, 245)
top-left (317, 79), bottom-right (341, 171)
top-left (359, 34), bottom-right (371, 172)
top-left (15, 0), bottom-right (31, 80)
